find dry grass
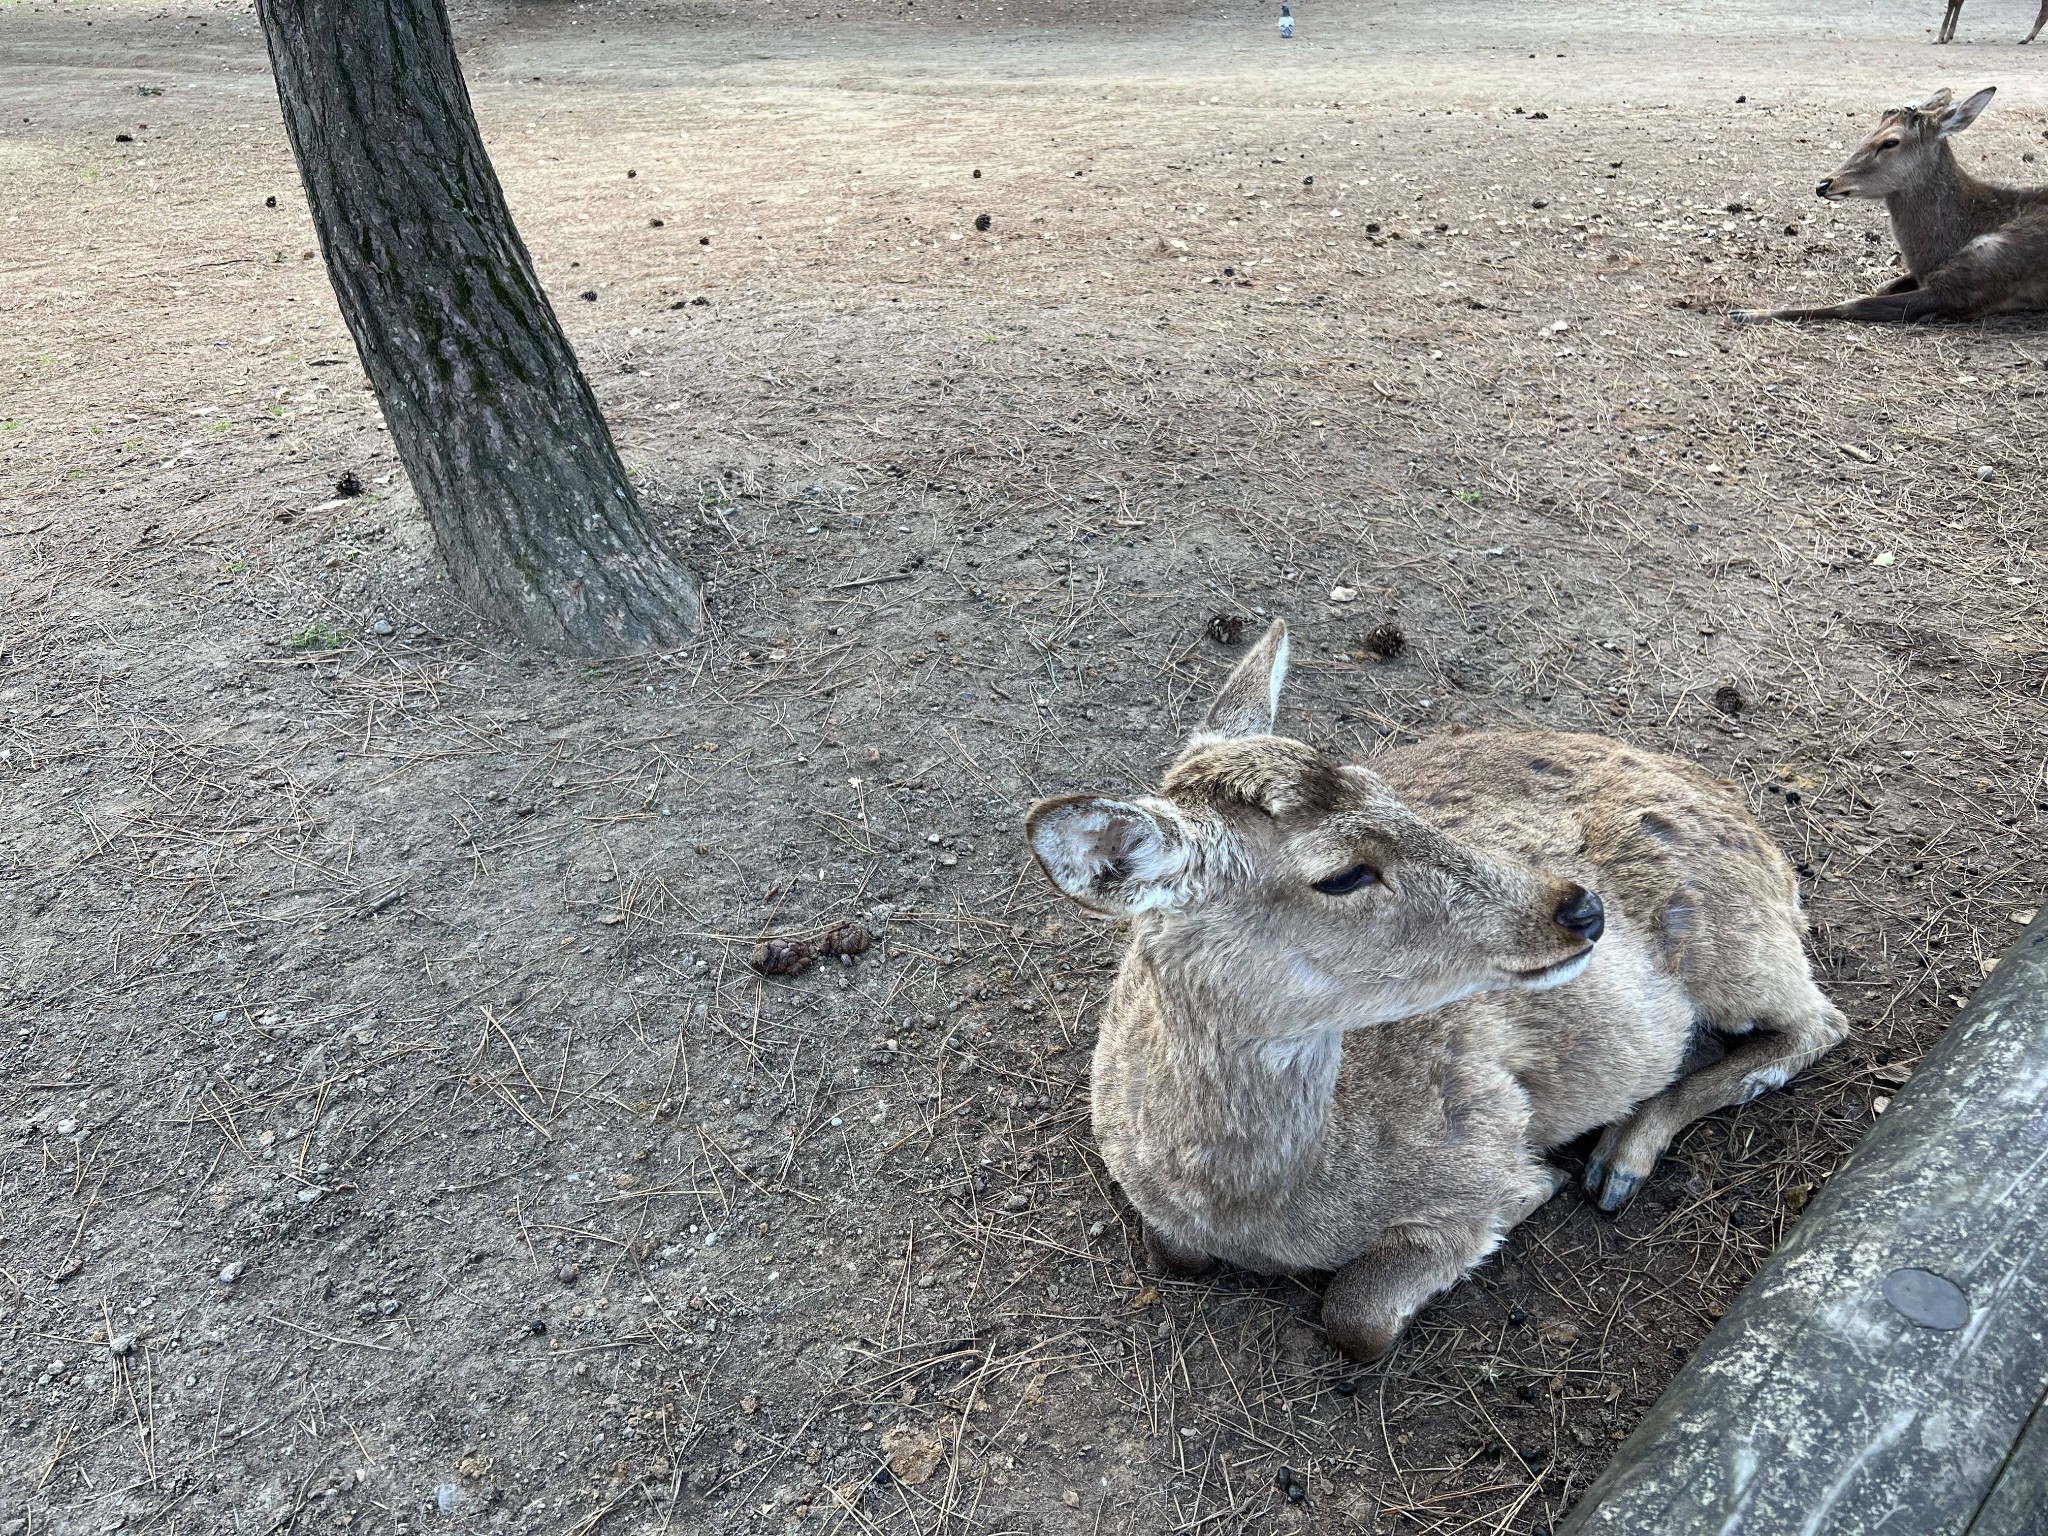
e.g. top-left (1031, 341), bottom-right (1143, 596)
top-left (2, 1), bottom-right (2044, 1533)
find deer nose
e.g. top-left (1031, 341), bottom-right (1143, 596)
top-left (1554, 887), bottom-right (1605, 944)
top-left (1815, 178), bottom-right (1835, 197)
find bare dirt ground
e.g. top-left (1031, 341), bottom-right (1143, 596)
top-left (3, 0), bottom-right (2046, 1532)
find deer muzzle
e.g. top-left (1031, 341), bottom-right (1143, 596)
top-left (1553, 886), bottom-right (1605, 944)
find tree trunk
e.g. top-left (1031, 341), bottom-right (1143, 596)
top-left (255, 0), bottom-right (702, 656)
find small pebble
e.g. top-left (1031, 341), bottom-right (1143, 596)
top-left (435, 1484), bottom-right (463, 1517)
top-left (557, 1262), bottom-right (580, 1285)
top-left (1003, 1192), bottom-right (1030, 1212)
top-left (371, 617), bottom-right (394, 637)
top-left (219, 1260), bottom-right (247, 1284)
top-left (107, 1333), bottom-right (136, 1358)
top-left (1976, 464), bottom-right (1999, 482)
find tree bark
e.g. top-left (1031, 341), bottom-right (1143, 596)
top-left (255, 0), bottom-right (702, 656)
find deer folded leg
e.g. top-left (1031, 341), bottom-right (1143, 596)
top-left (1142, 1225), bottom-right (1217, 1278)
top-left (1583, 993), bottom-right (1847, 1212)
top-left (1322, 1236), bottom-right (1475, 1362)
top-left (1323, 1167), bottom-right (1563, 1360)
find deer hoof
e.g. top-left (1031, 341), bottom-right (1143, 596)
top-left (1583, 1148), bottom-right (1648, 1212)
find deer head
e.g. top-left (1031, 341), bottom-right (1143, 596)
top-left (1025, 622), bottom-right (1604, 1037)
top-left (1818, 86), bottom-right (1996, 200)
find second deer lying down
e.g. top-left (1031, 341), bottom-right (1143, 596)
top-left (1028, 623), bottom-right (1845, 1360)
top-left (1734, 86), bottom-right (2048, 323)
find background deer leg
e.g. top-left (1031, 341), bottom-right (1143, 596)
top-left (1583, 994), bottom-right (1847, 1211)
top-left (1940, 0), bottom-right (1963, 42)
top-left (1734, 285), bottom-right (1976, 322)
top-left (2025, 0), bottom-right (2047, 40)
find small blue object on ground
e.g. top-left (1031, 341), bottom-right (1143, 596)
top-left (1279, 5), bottom-right (1294, 38)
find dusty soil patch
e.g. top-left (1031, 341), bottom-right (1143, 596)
top-left (2, 2), bottom-right (2043, 1533)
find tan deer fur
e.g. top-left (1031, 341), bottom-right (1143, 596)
top-left (1026, 622), bottom-right (1846, 1360)
top-left (1733, 86), bottom-right (2048, 323)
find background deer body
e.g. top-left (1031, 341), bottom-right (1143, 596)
top-left (1029, 624), bottom-right (1846, 1359)
top-left (1939, 1), bottom-right (2048, 44)
top-left (1735, 86), bottom-right (2048, 322)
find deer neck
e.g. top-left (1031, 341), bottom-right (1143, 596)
top-left (1887, 147), bottom-right (1991, 275)
top-left (1130, 925), bottom-right (1348, 1204)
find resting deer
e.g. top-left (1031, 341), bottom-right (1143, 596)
top-left (1027, 622), bottom-right (1846, 1360)
top-left (1733, 86), bottom-right (2048, 323)
top-left (1939, 1), bottom-right (2048, 45)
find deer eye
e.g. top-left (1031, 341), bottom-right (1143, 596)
top-left (1879, 137), bottom-right (1901, 149)
top-left (1312, 864), bottom-right (1380, 895)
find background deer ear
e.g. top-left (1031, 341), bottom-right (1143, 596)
top-left (1025, 796), bottom-right (1195, 915)
top-left (1200, 619), bottom-right (1290, 740)
top-left (1935, 86), bottom-right (1994, 136)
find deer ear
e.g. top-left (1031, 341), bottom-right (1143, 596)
top-left (1936, 87), bottom-right (1994, 136)
top-left (1025, 796), bottom-right (1196, 915)
top-left (1200, 619), bottom-right (1290, 740)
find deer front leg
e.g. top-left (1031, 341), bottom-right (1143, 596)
top-left (1583, 997), bottom-right (1847, 1212)
top-left (2025, 0), bottom-right (2047, 40)
top-left (1323, 1166), bottom-right (1565, 1360)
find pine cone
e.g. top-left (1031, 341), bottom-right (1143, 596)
top-left (818, 921), bottom-right (873, 958)
top-left (750, 937), bottom-right (817, 977)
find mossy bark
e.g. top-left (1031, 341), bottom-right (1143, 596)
top-left (256, 0), bottom-right (702, 655)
